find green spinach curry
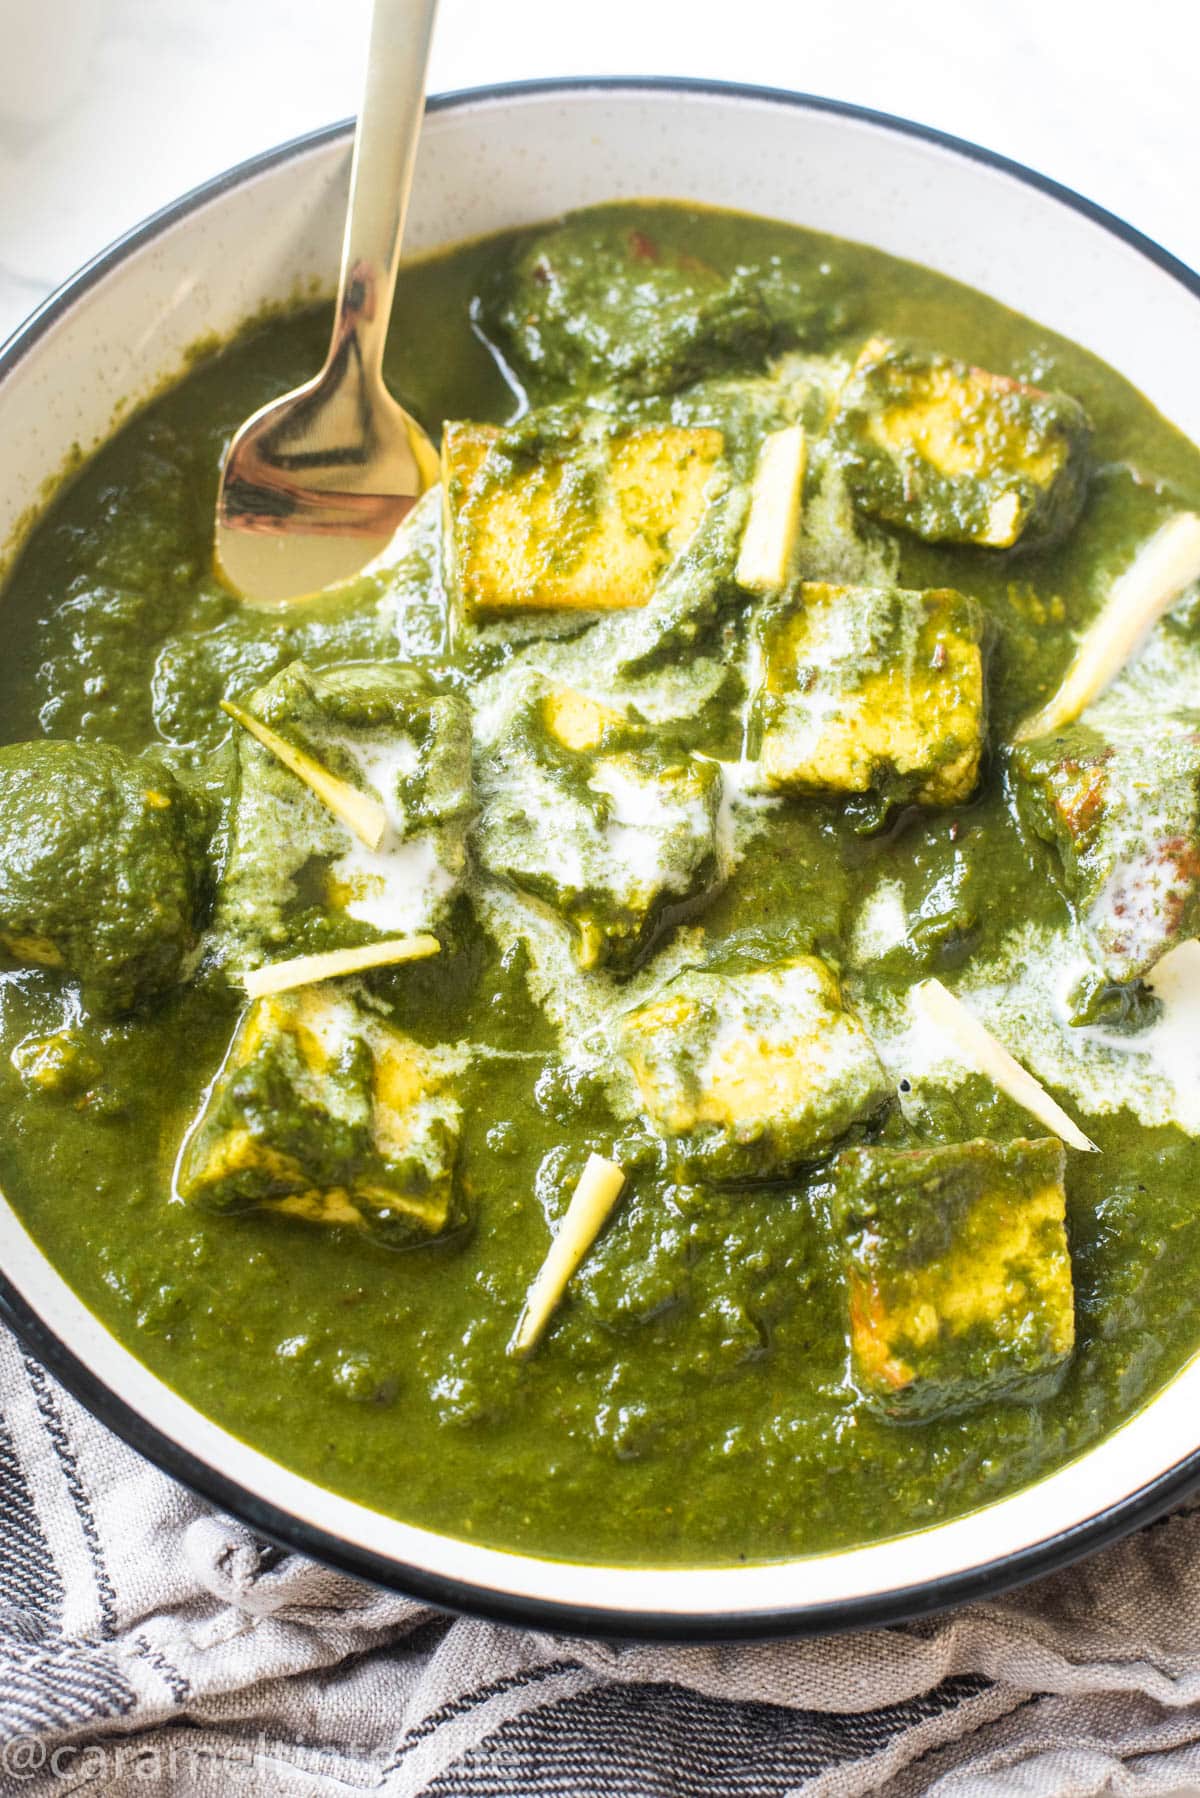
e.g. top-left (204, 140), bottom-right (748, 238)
top-left (3, 202), bottom-right (1200, 1566)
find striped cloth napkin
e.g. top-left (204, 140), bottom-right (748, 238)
top-left (1, 1321), bottom-right (1199, 1797)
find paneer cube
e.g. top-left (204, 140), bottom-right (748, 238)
top-left (751, 582), bottom-right (985, 808)
top-left (213, 660), bottom-right (472, 973)
top-left (442, 417), bottom-right (725, 614)
top-left (832, 337), bottom-right (1091, 549)
top-left (538, 684), bottom-right (629, 753)
top-left (616, 956), bottom-right (892, 1180)
top-left (838, 1137), bottom-right (1074, 1420)
top-left (176, 989), bottom-right (465, 1248)
top-left (0, 740), bottom-right (203, 1018)
top-left (477, 215), bottom-right (776, 400)
top-left (477, 677), bottom-right (722, 973)
top-left (1011, 713), bottom-right (1200, 991)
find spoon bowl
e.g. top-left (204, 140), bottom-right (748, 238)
top-left (215, 341), bottom-right (439, 606)
top-left (215, 0), bottom-right (439, 608)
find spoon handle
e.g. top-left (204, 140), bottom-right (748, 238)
top-left (333, 0), bottom-right (438, 383)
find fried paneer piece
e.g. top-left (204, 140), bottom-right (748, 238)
top-left (1011, 713), bottom-right (1200, 990)
top-left (213, 660), bottom-right (472, 971)
top-left (477, 216), bottom-right (856, 402)
top-left (838, 1137), bottom-right (1074, 1420)
top-left (442, 416), bottom-right (725, 615)
top-left (751, 582), bottom-right (985, 808)
top-left (176, 989), bottom-right (465, 1248)
top-left (478, 217), bottom-right (775, 398)
top-left (617, 956), bottom-right (892, 1180)
top-left (832, 337), bottom-right (1091, 550)
top-left (0, 740), bottom-right (204, 1016)
top-left (476, 677), bottom-right (721, 973)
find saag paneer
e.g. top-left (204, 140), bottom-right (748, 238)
top-left (3, 202), bottom-right (1200, 1566)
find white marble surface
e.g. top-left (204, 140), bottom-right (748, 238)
top-left (0, 0), bottom-right (1197, 341)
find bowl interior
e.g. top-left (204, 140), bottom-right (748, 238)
top-left (1, 80), bottom-right (1198, 1635)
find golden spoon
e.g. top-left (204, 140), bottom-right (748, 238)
top-left (215, 0), bottom-right (440, 608)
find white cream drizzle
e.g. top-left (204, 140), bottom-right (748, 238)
top-left (334, 833), bottom-right (456, 935)
top-left (856, 921), bottom-right (1200, 1137)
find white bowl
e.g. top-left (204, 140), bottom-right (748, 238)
top-left (2, 79), bottom-right (1199, 1639)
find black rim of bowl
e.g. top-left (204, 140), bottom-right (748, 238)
top-left (2, 76), bottom-right (1199, 1643)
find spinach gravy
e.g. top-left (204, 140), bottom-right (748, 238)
top-left (3, 202), bottom-right (1200, 1567)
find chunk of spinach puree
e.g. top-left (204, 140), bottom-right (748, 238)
top-left (2, 202), bottom-right (1200, 1567)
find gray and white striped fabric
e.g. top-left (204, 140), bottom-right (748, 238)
top-left (1, 1323), bottom-right (1200, 1797)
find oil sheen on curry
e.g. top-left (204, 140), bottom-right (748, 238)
top-left (3, 203), bottom-right (1200, 1566)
